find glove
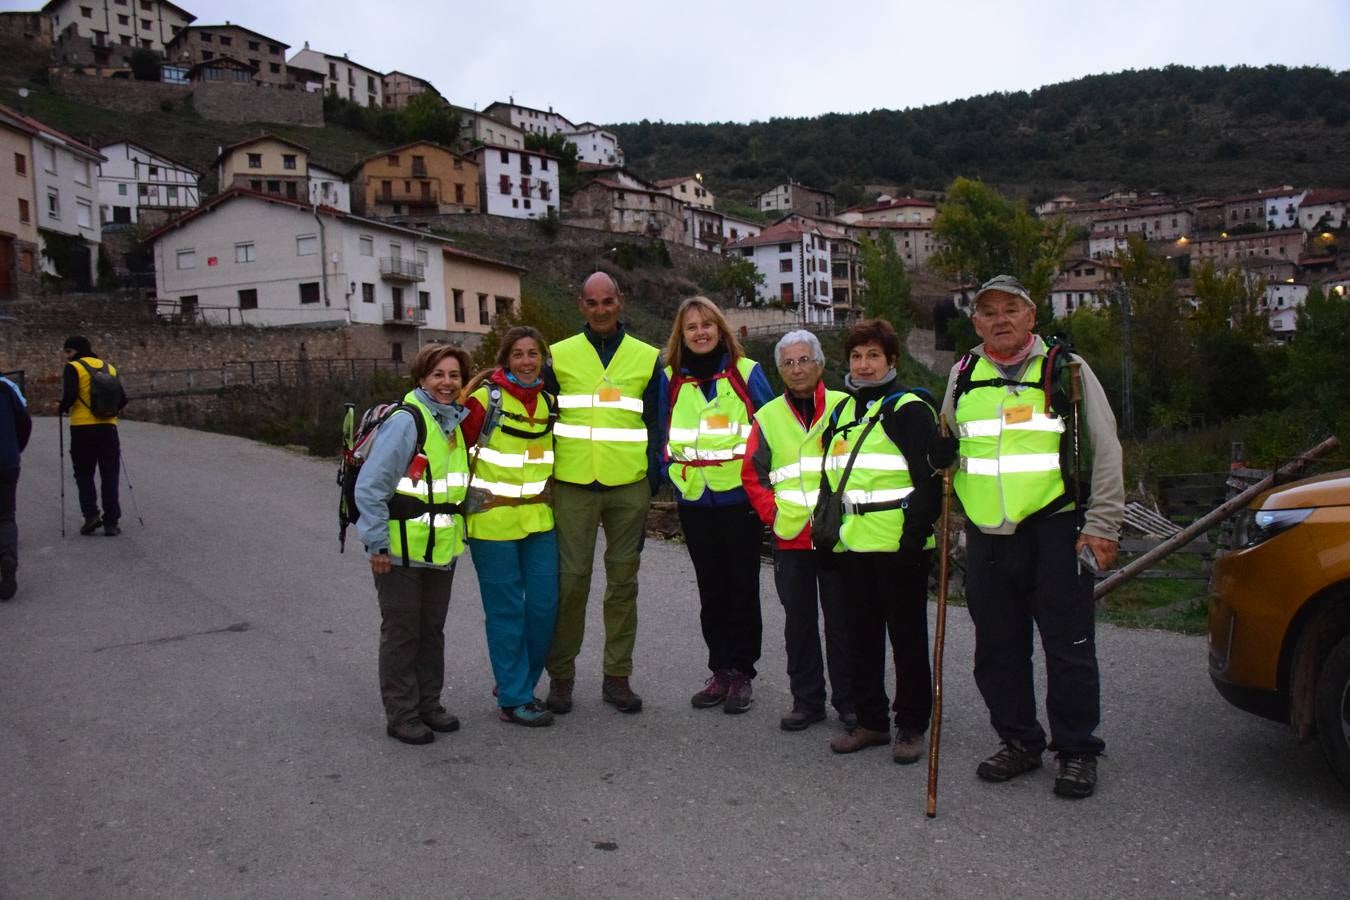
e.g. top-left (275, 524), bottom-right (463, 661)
top-left (928, 434), bottom-right (959, 469)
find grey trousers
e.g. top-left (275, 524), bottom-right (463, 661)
top-left (374, 563), bottom-right (455, 726)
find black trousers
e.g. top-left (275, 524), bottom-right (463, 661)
top-left (773, 548), bottom-right (852, 715)
top-left (69, 424), bottom-right (120, 525)
top-left (0, 466), bottom-right (17, 565)
top-left (678, 502), bottom-right (763, 678)
top-left (374, 563), bottom-right (456, 726)
top-left (964, 513), bottom-right (1104, 756)
top-left (838, 549), bottom-right (933, 734)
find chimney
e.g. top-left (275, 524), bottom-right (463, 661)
top-left (304, 40), bottom-right (309, 49)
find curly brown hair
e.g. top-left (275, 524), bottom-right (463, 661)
top-left (843, 318), bottom-right (900, 363)
top-left (409, 343), bottom-right (471, 384)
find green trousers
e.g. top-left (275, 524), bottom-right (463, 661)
top-left (546, 478), bottom-right (648, 680)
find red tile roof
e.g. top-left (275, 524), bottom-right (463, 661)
top-left (0, 102), bottom-right (104, 161)
top-left (1301, 188), bottom-right (1350, 206)
top-left (725, 220), bottom-right (823, 249)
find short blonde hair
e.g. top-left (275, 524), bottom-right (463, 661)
top-left (664, 295), bottom-right (742, 372)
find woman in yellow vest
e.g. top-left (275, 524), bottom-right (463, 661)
top-left (354, 344), bottom-right (472, 746)
top-left (461, 327), bottom-right (559, 727)
top-left (658, 296), bottom-right (776, 714)
top-left (821, 319), bottom-right (942, 762)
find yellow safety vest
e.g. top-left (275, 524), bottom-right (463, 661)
top-left (466, 381), bottom-right (555, 541)
top-left (551, 332), bottom-right (658, 486)
top-left (663, 356), bottom-right (759, 501)
top-left (753, 388), bottom-right (849, 541)
top-left (387, 391), bottom-right (470, 566)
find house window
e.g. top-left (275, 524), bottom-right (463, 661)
top-left (269, 44), bottom-right (281, 54)
top-left (140, 18), bottom-right (150, 29)
top-left (167, 186), bottom-right (178, 201)
top-left (328, 62), bottom-right (336, 78)
top-left (76, 200), bottom-right (92, 229)
top-left (267, 180), bottom-right (280, 194)
top-left (18, 249), bottom-right (34, 273)
top-left (176, 249), bottom-right (195, 270)
top-left (361, 283), bottom-right (375, 304)
top-left (391, 342), bottom-right (403, 363)
top-left (201, 50), bottom-right (213, 60)
top-left (43, 145), bottom-right (56, 174)
top-left (298, 282), bottom-right (320, 304)
top-left (235, 242), bottom-right (256, 263)
top-left (499, 174), bottom-right (511, 195)
top-left (478, 294), bottom-right (490, 325)
top-left (18, 199), bottom-right (30, 223)
top-left (269, 62), bottom-right (280, 74)
top-left (778, 243), bottom-right (793, 253)
top-left (118, 14), bottom-right (129, 25)
top-left (247, 153), bottom-right (262, 168)
top-left (779, 259), bottom-right (793, 273)
top-left (248, 40), bottom-right (259, 51)
top-left (500, 149), bottom-right (510, 164)
top-left (238, 288), bottom-right (258, 309)
top-left (219, 35), bottom-right (232, 46)
top-left (201, 32), bottom-right (212, 42)
top-left (46, 190), bottom-right (59, 219)
top-left (296, 234), bottom-right (317, 256)
top-left (282, 154), bottom-right (296, 170)
top-left (14, 152), bottom-right (25, 176)
top-left (81, 6), bottom-right (92, 18)
top-left (418, 291), bottom-right (430, 310)
top-left (359, 236), bottom-right (374, 256)
top-left (367, 75), bottom-right (375, 91)
top-left (780, 283), bottom-right (794, 302)
top-left (454, 183), bottom-right (465, 204)
top-left (387, 154), bottom-right (399, 166)
top-left (453, 289), bottom-right (465, 323)
top-left (250, 179), bottom-right (261, 191)
top-left (416, 249), bottom-right (428, 269)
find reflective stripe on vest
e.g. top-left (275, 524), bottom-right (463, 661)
top-left (754, 389), bottom-right (849, 542)
top-left (664, 357), bottom-right (759, 501)
top-left (551, 333), bottom-right (659, 486)
top-left (387, 391), bottom-right (469, 566)
top-left (822, 393), bottom-right (928, 553)
top-left (953, 354), bottom-right (1066, 529)
top-left (466, 382), bottom-right (555, 541)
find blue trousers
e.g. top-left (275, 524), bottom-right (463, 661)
top-left (469, 529), bottom-right (559, 709)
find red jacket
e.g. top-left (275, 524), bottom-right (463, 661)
top-left (461, 368), bottom-right (544, 445)
top-left (741, 380), bottom-right (832, 551)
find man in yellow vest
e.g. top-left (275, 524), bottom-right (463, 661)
top-left (58, 335), bottom-right (127, 537)
top-left (542, 272), bottom-right (662, 714)
top-left (938, 275), bottom-right (1123, 799)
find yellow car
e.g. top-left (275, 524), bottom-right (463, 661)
top-left (1208, 468), bottom-right (1350, 790)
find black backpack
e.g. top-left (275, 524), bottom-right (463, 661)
top-left (72, 359), bottom-right (126, 418)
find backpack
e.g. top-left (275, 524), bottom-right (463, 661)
top-left (72, 359), bottom-right (126, 418)
top-left (336, 401), bottom-right (426, 553)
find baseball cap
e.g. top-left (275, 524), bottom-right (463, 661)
top-left (972, 275), bottom-right (1034, 308)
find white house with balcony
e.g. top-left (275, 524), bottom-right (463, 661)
top-left (467, 144), bottom-right (559, 219)
top-left (564, 122), bottom-right (623, 166)
top-left (98, 141), bottom-right (200, 225)
top-left (482, 99), bottom-right (575, 137)
top-left (146, 189), bottom-right (454, 343)
top-left (29, 113), bottom-right (105, 286)
top-left (724, 220), bottom-right (833, 324)
top-left (288, 43), bottom-right (384, 107)
top-left (1298, 188), bottom-right (1350, 231)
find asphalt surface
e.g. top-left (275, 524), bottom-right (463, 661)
top-left (2, 420), bottom-right (1347, 900)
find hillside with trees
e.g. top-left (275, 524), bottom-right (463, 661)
top-left (612, 65), bottom-right (1350, 208)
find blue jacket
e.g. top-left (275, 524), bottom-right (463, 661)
top-left (354, 387), bottom-right (468, 564)
top-left (656, 352), bottom-right (775, 507)
top-left (0, 377), bottom-right (31, 470)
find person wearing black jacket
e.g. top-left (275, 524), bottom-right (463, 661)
top-left (822, 319), bottom-right (942, 762)
top-left (0, 371), bottom-right (32, 600)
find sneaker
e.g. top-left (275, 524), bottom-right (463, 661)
top-left (385, 719), bottom-right (434, 745)
top-left (723, 672), bottom-right (752, 715)
top-left (499, 704), bottom-right (554, 727)
top-left (419, 707), bottom-right (460, 733)
top-left (829, 726), bottom-right (890, 754)
top-left (780, 705), bottom-right (827, 732)
top-left (80, 515), bottom-right (102, 536)
top-left (976, 740), bottom-right (1043, 783)
top-left (1054, 753), bottom-right (1098, 799)
top-left (103, 523), bottom-right (121, 536)
top-left (545, 678), bottom-right (573, 714)
top-left (0, 557), bottom-right (15, 601)
top-left (601, 675), bottom-right (643, 713)
top-left (691, 669), bottom-right (731, 708)
top-left (892, 729), bottom-right (925, 765)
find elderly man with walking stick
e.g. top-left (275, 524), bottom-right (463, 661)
top-left (936, 275), bottom-right (1124, 800)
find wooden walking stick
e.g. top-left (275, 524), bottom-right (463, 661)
top-left (926, 418), bottom-right (954, 818)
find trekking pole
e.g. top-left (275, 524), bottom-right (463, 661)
top-left (926, 417), bottom-right (954, 819)
top-left (58, 412), bottom-right (66, 537)
top-left (1068, 360), bottom-right (1085, 572)
top-left (119, 447), bottom-right (146, 527)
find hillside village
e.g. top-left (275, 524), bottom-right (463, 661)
top-left (1, 1), bottom-right (1349, 363)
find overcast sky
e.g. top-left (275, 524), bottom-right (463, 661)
top-left (13, 0), bottom-right (1349, 123)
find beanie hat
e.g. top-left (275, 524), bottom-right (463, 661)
top-left (63, 335), bottom-right (93, 357)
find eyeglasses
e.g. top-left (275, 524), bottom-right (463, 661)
top-left (779, 356), bottom-right (817, 370)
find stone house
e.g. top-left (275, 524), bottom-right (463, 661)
top-left (655, 175), bottom-right (713, 210)
top-left (569, 177), bottom-right (684, 244)
top-left (756, 180), bottom-right (834, 218)
top-left (482, 99), bottom-right (575, 137)
top-left (45, 0), bottom-right (193, 61)
top-left (165, 23), bottom-right (291, 87)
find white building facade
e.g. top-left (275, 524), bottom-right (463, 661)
top-left (468, 145), bottom-right (559, 219)
top-left (149, 191), bottom-right (450, 335)
top-left (307, 163), bottom-right (351, 212)
top-left (727, 222), bottom-right (833, 324)
top-left (564, 123), bottom-right (623, 166)
top-left (482, 100), bottom-right (575, 137)
top-left (46, 0), bottom-right (193, 53)
top-left (289, 45), bottom-right (384, 107)
top-left (33, 126), bottom-right (104, 284)
top-left (98, 141), bottom-right (199, 225)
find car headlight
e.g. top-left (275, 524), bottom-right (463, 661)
top-left (1235, 507), bottom-right (1314, 548)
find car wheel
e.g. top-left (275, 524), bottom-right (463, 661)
top-left (1314, 634), bottom-right (1350, 792)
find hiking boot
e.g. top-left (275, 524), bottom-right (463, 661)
top-left (419, 707), bottom-right (460, 733)
top-left (892, 729), bottom-right (925, 765)
top-left (829, 726), bottom-right (890, 754)
top-left (601, 675), bottom-right (643, 713)
top-left (103, 523), bottom-right (121, 536)
top-left (780, 705), bottom-right (827, 732)
top-left (500, 704), bottom-right (555, 727)
top-left (0, 556), bottom-right (16, 601)
top-left (385, 719), bottom-right (434, 745)
top-left (691, 669), bottom-right (731, 708)
top-left (839, 711), bottom-right (859, 732)
top-left (723, 672), bottom-right (752, 715)
top-left (977, 740), bottom-right (1043, 782)
top-left (1054, 753), bottom-right (1098, 799)
top-left (545, 678), bottom-right (573, 714)
top-left (80, 515), bottom-right (102, 536)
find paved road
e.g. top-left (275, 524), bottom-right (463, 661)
top-left (2, 420), bottom-right (1346, 899)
